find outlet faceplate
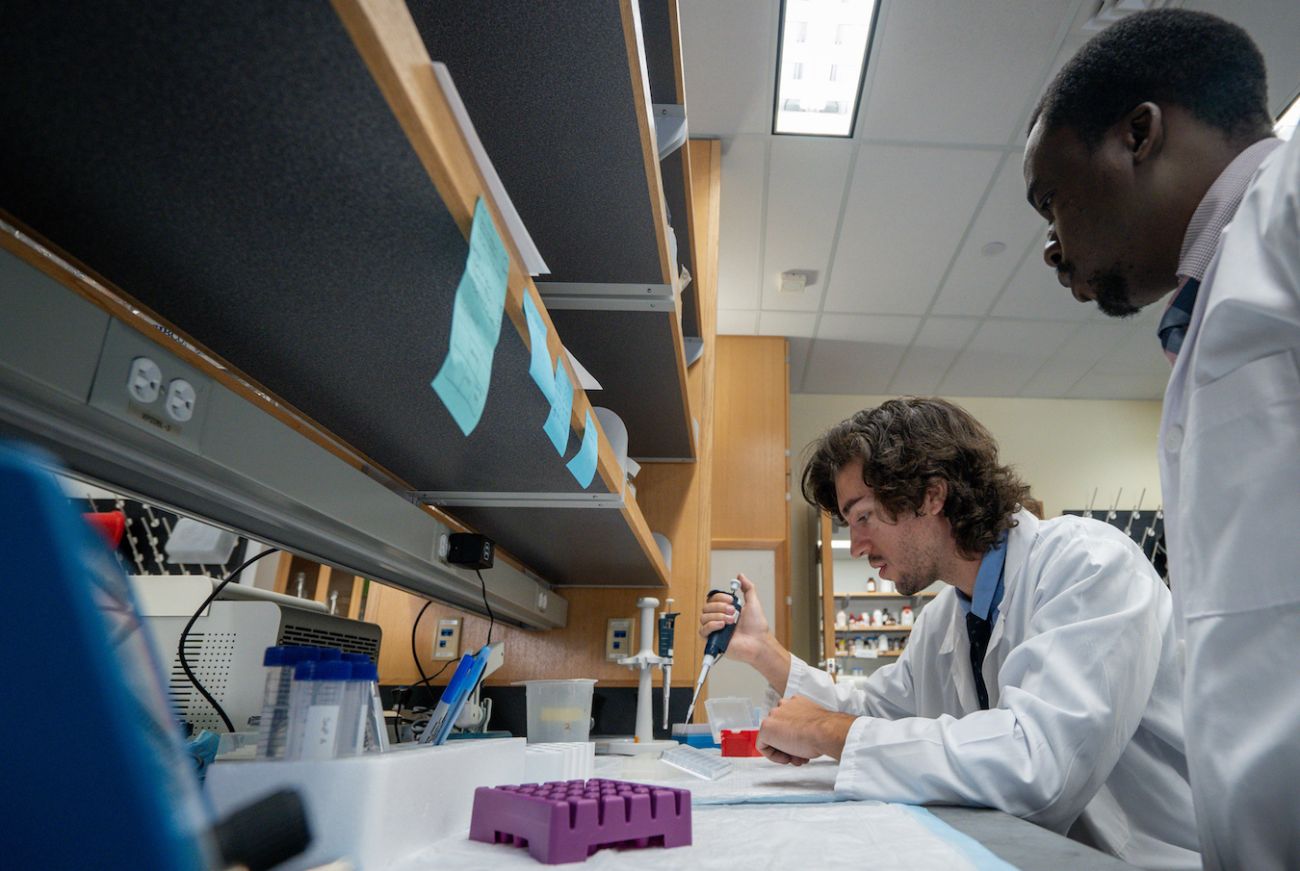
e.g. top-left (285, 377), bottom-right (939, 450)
top-left (433, 617), bottom-right (461, 660)
top-left (89, 320), bottom-right (210, 452)
top-left (606, 617), bottom-right (634, 661)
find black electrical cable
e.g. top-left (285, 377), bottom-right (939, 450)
top-left (177, 547), bottom-right (281, 733)
top-left (410, 599), bottom-right (434, 690)
top-left (476, 568), bottom-right (494, 647)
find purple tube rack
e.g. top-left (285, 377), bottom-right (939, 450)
top-left (468, 778), bottom-right (692, 864)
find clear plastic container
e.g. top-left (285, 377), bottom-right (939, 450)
top-left (336, 654), bottom-right (373, 757)
top-left (517, 679), bottom-right (596, 743)
top-left (704, 696), bottom-right (761, 745)
top-left (254, 646), bottom-right (292, 759)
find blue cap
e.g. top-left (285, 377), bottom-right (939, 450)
top-left (317, 648), bottom-right (342, 661)
top-left (342, 652), bottom-right (369, 663)
top-left (263, 646), bottom-right (289, 667)
top-left (314, 661), bottom-right (352, 681)
top-left (282, 646), bottom-right (318, 664)
top-left (293, 660), bottom-right (318, 682)
top-left (350, 662), bottom-right (379, 682)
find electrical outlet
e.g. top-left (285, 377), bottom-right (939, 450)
top-left (606, 617), bottom-right (634, 661)
top-left (164, 378), bottom-right (196, 422)
top-left (433, 617), bottom-right (461, 660)
top-left (126, 356), bottom-right (163, 403)
top-left (89, 320), bottom-right (210, 451)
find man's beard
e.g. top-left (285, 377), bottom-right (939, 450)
top-left (1089, 267), bottom-right (1141, 318)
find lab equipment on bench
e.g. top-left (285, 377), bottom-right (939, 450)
top-left (517, 678), bottom-right (598, 744)
top-left (610, 596), bottom-right (678, 754)
top-left (130, 574), bottom-right (381, 735)
top-left (658, 599), bottom-right (679, 731)
top-left (685, 578), bottom-right (743, 724)
top-left (421, 643), bottom-right (494, 745)
top-left (469, 778), bottom-right (692, 864)
top-left (660, 744), bottom-right (734, 781)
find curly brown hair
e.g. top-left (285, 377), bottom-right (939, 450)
top-left (800, 398), bottom-right (1030, 558)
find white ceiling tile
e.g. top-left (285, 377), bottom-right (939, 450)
top-left (716, 136), bottom-right (766, 310)
top-left (801, 338), bottom-right (908, 395)
top-left (758, 311), bottom-right (818, 338)
top-left (815, 313), bottom-right (920, 344)
top-left (1089, 305), bottom-right (1167, 376)
top-left (991, 244), bottom-right (1094, 321)
top-left (932, 156), bottom-right (1046, 316)
top-left (887, 316), bottom-right (981, 394)
top-left (760, 139), bottom-right (854, 312)
top-left (678, 0), bottom-right (777, 136)
top-left (858, 0), bottom-right (1076, 145)
top-left (716, 309), bottom-right (759, 335)
top-left (938, 319), bottom-right (1077, 395)
top-left (824, 145), bottom-right (1001, 315)
top-left (1019, 320), bottom-right (1131, 397)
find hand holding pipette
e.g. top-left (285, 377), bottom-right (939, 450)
top-left (685, 574), bottom-right (774, 723)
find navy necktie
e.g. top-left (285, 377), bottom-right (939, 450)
top-left (1157, 277), bottom-right (1200, 360)
top-left (966, 612), bottom-right (992, 710)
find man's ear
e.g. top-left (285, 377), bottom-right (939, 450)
top-left (1123, 101), bottom-right (1164, 165)
top-left (922, 478), bottom-right (948, 516)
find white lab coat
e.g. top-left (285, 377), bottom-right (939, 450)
top-left (785, 511), bottom-right (1201, 870)
top-left (1158, 134), bottom-right (1300, 871)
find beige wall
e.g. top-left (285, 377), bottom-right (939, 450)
top-left (787, 393), bottom-right (1164, 663)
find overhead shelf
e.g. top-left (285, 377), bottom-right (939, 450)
top-left (640, 0), bottom-right (703, 343)
top-left (406, 0), bottom-right (696, 460)
top-left (0, 0), bottom-right (667, 588)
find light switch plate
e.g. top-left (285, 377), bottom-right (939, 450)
top-left (605, 617), bottom-right (634, 661)
top-left (433, 617), bottom-right (461, 660)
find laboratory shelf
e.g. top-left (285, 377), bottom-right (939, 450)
top-left (405, 0), bottom-right (696, 460)
top-left (832, 590), bottom-right (923, 598)
top-left (836, 626), bottom-right (913, 633)
top-left (0, 0), bottom-right (667, 589)
top-left (639, 0), bottom-right (702, 342)
top-left (840, 651), bottom-right (903, 659)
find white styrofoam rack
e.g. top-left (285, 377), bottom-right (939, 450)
top-left (523, 741), bottom-right (596, 783)
top-left (205, 737), bottom-right (525, 869)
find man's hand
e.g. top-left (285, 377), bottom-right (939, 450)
top-left (757, 696), bottom-right (857, 765)
top-left (698, 573), bottom-right (771, 665)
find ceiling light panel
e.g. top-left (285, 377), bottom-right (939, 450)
top-left (773, 0), bottom-right (878, 137)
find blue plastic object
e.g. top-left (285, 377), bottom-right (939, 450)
top-left (0, 442), bottom-right (213, 868)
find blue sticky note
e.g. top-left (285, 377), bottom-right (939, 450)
top-left (431, 198), bottom-right (511, 436)
top-left (566, 409), bottom-right (599, 489)
top-left (542, 361), bottom-right (572, 454)
top-left (522, 292), bottom-right (554, 401)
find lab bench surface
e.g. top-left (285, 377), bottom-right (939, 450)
top-left (930, 807), bottom-right (1139, 870)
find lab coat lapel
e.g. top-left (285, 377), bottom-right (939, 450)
top-left (982, 511), bottom-right (1037, 707)
top-left (937, 603), bottom-right (979, 713)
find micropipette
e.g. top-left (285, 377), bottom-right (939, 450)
top-left (684, 578), bottom-right (743, 724)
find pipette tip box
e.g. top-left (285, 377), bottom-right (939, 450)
top-left (469, 778), bottom-right (692, 864)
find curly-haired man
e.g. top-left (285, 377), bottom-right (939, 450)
top-left (701, 398), bottom-right (1199, 869)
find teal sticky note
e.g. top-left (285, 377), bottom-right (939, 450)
top-left (523, 292), bottom-right (554, 401)
top-left (431, 198), bottom-right (511, 436)
top-left (542, 360), bottom-right (572, 454)
top-left (566, 409), bottom-right (600, 489)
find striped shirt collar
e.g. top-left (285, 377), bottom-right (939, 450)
top-left (1176, 137), bottom-right (1283, 283)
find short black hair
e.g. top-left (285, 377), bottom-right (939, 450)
top-left (1030, 9), bottom-right (1272, 148)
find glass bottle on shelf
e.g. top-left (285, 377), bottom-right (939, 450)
top-left (866, 576), bottom-right (877, 593)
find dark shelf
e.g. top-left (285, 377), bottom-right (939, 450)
top-left (0, 0), bottom-right (666, 587)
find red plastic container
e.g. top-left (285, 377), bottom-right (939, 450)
top-left (720, 728), bottom-right (762, 757)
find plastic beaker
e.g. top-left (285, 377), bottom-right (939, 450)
top-left (517, 679), bottom-right (597, 743)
